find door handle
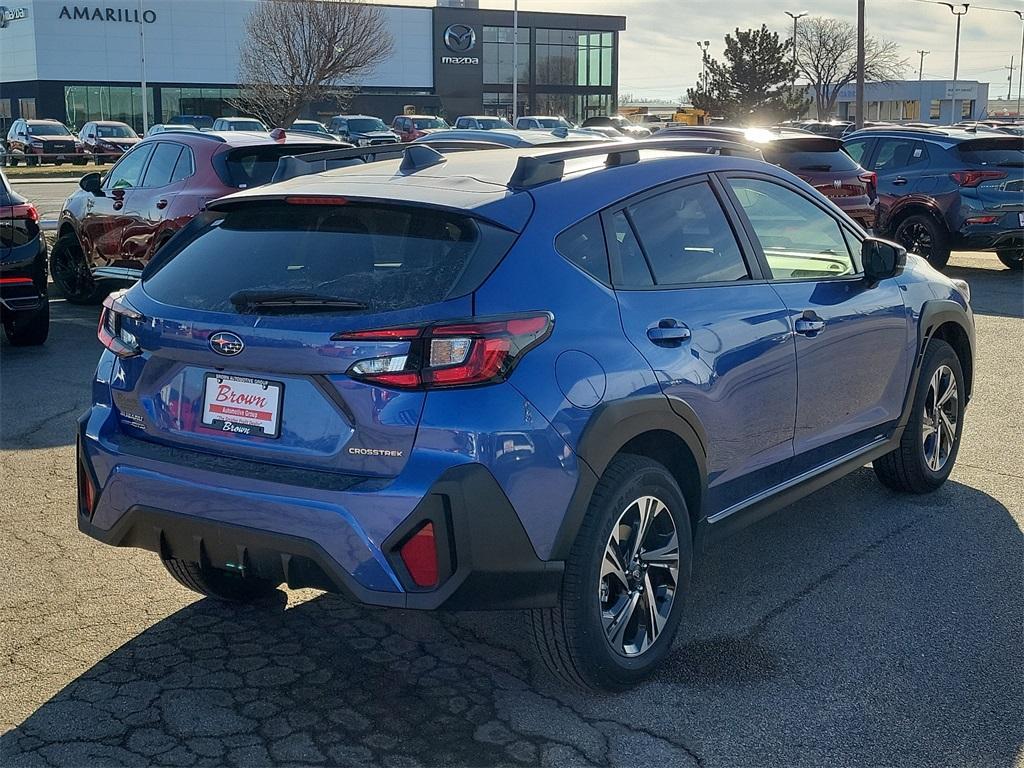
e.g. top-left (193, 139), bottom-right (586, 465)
top-left (892, 176), bottom-right (908, 186)
top-left (794, 313), bottom-right (826, 336)
top-left (112, 200), bottom-right (123, 210)
top-left (156, 199), bottom-right (168, 209)
top-left (647, 320), bottom-right (691, 346)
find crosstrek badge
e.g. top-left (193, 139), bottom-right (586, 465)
top-left (201, 374), bottom-right (283, 438)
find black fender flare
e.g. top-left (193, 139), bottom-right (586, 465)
top-left (898, 298), bottom-right (976, 430)
top-left (548, 394), bottom-right (708, 561)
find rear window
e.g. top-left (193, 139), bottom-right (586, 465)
top-left (142, 202), bottom-right (517, 314)
top-left (216, 144), bottom-right (339, 188)
top-left (956, 139), bottom-right (1024, 167)
top-left (768, 148), bottom-right (862, 172)
top-left (413, 118), bottom-right (448, 129)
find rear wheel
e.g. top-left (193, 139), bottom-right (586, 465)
top-left (874, 339), bottom-right (964, 493)
top-left (3, 298), bottom-right (49, 346)
top-left (997, 247), bottom-right (1023, 271)
top-left (530, 455), bottom-right (692, 690)
top-left (894, 213), bottom-right (951, 270)
top-left (49, 233), bottom-right (105, 304)
top-left (162, 558), bottom-right (279, 602)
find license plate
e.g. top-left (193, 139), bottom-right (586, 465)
top-left (201, 373), bottom-right (283, 438)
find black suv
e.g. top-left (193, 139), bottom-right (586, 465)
top-left (1, 171), bottom-right (48, 345)
top-left (843, 127), bottom-right (1023, 270)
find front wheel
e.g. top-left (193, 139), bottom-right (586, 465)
top-left (874, 339), bottom-right (965, 493)
top-left (997, 247), bottom-right (1023, 271)
top-left (162, 558), bottom-right (279, 602)
top-left (530, 455), bottom-right (692, 690)
top-left (894, 214), bottom-right (951, 271)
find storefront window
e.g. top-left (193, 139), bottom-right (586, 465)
top-left (64, 86), bottom-right (154, 133)
top-left (483, 26), bottom-right (529, 85)
top-left (483, 91), bottom-right (529, 121)
top-left (160, 87), bottom-right (242, 123)
top-left (537, 29), bottom-right (613, 87)
top-left (929, 99), bottom-right (941, 119)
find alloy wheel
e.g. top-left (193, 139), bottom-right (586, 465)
top-left (899, 221), bottom-right (934, 259)
top-left (922, 364), bottom-right (958, 472)
top-left (599, 495), bottom-right (679, 657)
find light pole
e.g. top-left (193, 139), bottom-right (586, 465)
top-left (941, 3), bottom-right (969, 122)
top-left (696, 40), bottom-right (710, 94)
top-left (785, 11), bottom-right (807, 116)
top-left (138, 0), bottom-right (148, 132)
top-left (917, 50), bottom-right (929, 80)
top-left (1015, 11), bottom-right (1023, 119)
top-left (511, 0), bottom-right (519, 123)
top-left (856, 0), bottom-right (864, 129)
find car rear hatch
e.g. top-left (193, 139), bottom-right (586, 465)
top-left (953, 136), bottom-right (1024, 217)
top-left (212, 142), bottom-right (343, 189)
top-left (766, 137), bottom-right (876, 201)
top-left (103, 196), bottom-right (522, 478)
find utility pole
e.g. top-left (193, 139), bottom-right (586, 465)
top-left (138, 0), bottom-right (148, 133)
top-left (1008, 57), bottom-right (1015, 100)
top-left (696, 40), bottom-right (710, 94)
top-left (1016, 11), bottom-right (1023, 118)
top-left (856, 0), bottom-right (865, 129)
top-left (511, 0), bottom-right (519, 123)
top-left (917, 50), bottom-right (929, 80)
top-left (785, 11), bottom-right (807, 116)
top-left (941, 3), bottom-right (969, 122)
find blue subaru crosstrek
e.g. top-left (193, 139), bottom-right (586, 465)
top-left (78, 139), bottom-right (975, 689)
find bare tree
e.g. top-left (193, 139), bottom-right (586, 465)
top-left (233, 0), bottom-right (393, 127)
top-left (796, 17), bottom-right (906, 119)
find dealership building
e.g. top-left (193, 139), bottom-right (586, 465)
top-left (0, 1), bottom-right (625, 133)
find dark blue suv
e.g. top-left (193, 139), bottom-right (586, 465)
top-left (77, 140), bottom-right (976, 689)
top-left (843, 126), bottom-right (1023, 271)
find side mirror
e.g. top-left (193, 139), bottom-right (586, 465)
top-left (79, 172), bottom-right (103, 195)
top-left (861, 237), bottom-right (906, 283)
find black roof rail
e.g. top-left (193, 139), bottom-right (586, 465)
top-left (508, 137), bottom-right (763, 189)
top-left (154, 129), bottom-right (226, 142)
top-left (270, 140), bottom-right (511, 183)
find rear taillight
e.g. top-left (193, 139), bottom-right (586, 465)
top-left (97, 290), bottom-right (144, 358)
top-left (0, 203), bottom-right (39, 222)
top-left (859, 172), bottom-right (877, 187)
top-left (336, 312), bottom-right (553, 390)
top-left (950, 170), bottom-right (1007, 187)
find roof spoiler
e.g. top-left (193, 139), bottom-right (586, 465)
top-left (270, 140), bottom-right (510, 183)
top-left (508, 138), bottom-right (763, 189)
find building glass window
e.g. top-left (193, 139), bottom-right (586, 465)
top-left (929, 99), bottom-right (941, 119)
top-left (483, 91), bottom-right (528, 121)
top-left (159, 87), bottom-right (241, 123)
top-left (482, 26), bottom-right (529, 85)
top-left (18, 98), bottom-right (37, 120)
top-left (961, 99), bottom-right (974, 118)
top-left (537, 29), bottom-right (613, 87)
top-left (64, 86), bottom-right (154, 133)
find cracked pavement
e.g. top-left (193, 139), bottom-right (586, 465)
top-left (1, 251), bottom-right (1022, 767)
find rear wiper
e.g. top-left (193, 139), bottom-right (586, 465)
top-left (230, 290), bottom-right (367, 312)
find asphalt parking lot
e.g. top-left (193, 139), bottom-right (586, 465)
top-left (1, 249), bottom-right (1022, 767)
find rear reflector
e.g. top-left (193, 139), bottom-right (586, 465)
top-left (0, 277), bottom-right (35, 286)
top-left (399, 522), bottom-right (439, 588)
top-left (965, 215), bottom-right (999, 225)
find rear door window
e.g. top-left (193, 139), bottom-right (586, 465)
top-left (141, 142), bottom-right (183, 187)
top-left (555, 215), bottom-right (609, 284)
top-left (169, 146), bottom-right (194, 183)
top-left (143, 202), bottom-right (517, 314)
top-left (624, 181), bottom-right (749, 285)
top-left (872, 138), bottom-right (926, 172)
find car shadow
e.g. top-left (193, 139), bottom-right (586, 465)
top-left (2, 473), bottom-right (1020, 767)
top-left (944, 256), bottom-right (1023, 319)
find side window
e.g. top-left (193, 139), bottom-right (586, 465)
top-left (105, 144), bottom-right (155, 190)
top-left (169, 146), bottom-right (194, 183)
top-left (728, 177), bottom-right (856, 280)
top-left (141, 142), bottom-right (183, 187)
top-left (843, 139), bottom-right (870, 166)
top-left (873, 138), bottom-right (924, 172)
top-left (555, 215), bottom-right (610, 284)
top-left (609, 210), bottom-right (654, 288)
top-left (625, 181), bottom-right (749, 285)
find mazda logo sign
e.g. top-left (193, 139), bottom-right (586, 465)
top-left (444, 23), bottom-right (476, 53)
top-left (209, 331), bottom-right (244, 356)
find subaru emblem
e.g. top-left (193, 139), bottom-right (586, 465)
top-left (209, 331), bottom-right (244, 356)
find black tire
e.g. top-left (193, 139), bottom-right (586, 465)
top-left (49, 233), bottom-right (105, 304)
top-left (94, 154), bottom-right (104, 166)
top-left (3, 298), bottom-right (49, 346)
top-left (997, 247), bottom-right (1023, 271)
top-left (530, 454), bottom-right (692, 691)
top-left (27, 155), bottom-right (40, 167)
top-left (874, 339), bottom-right (965, 493)
top-left (162, 558), bottom-right (279, 602)
top-left (894, 213), bottom-right (952, 270)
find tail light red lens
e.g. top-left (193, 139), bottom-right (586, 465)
top-left (0, 203), bottom-right (39, 222)
top-left (399, 522), bottom-right (439, 588)
top-left (859, 172), bottom-right (877, 187)
top-left (97, 290), bottom-right (144, 358)
top-left (950, 170), bottom-right (1007, 187)
top-left (965, 215), bottom-right (999, 225)
top-left (337, 313), bottom-right (553, 390)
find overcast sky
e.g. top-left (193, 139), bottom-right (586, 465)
top-left (408, 0), bottom-right (1024, 102)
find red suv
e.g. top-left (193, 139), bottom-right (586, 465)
top-left (52, 130), bottom-right (339, 303)
top-left (390, 115), bottom-right (449, 142)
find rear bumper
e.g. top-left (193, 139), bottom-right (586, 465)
top-left (76, 413), bottom-right (563, 610)
top-left (955, 225), bottom-right (1023, 253)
